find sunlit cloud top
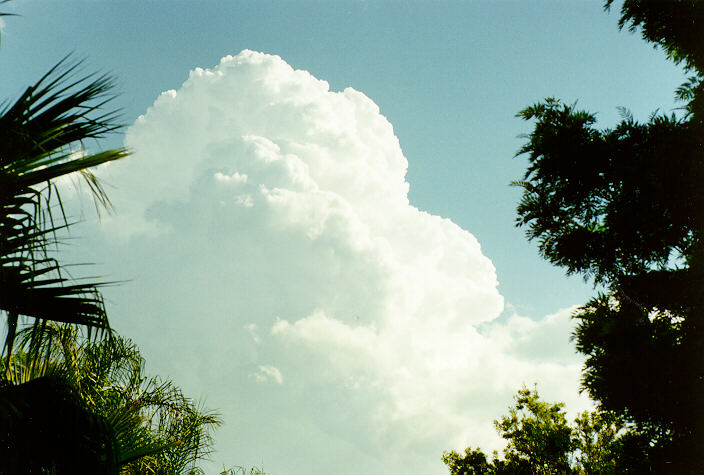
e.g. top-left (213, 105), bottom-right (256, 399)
top-left (95, 50), bottom-right (587, 474)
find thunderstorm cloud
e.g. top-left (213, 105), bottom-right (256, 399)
top-left (88, 51), bottom-right (588, 473)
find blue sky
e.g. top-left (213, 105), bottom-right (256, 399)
top-left (0, 1), bottom-right (684, 315)
top-left (0, 1), bottom-right (687, 473)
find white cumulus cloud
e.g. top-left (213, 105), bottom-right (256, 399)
top-left (250, 365), bottom-right (284, 385)
top-left (91, 50), bottom-right (590, 474)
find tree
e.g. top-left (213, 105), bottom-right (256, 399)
top-left (572, 409), bottom-right (642, 474)
top-left (0, 5), bottom-right (137, 466)
top-left (494, 385), bottom-right (573, 473)
top-left (442, 446), bottom-right (492, 475)
top-left (512, 1), bottom-right (704, 470)
top-left (1, 324), bottom-right (221, 474)
top-left (0, 54), bottom-right (129, 360)
top-left (0, 9), bottom-right (137, 470)
top-left (0, 7), bottom-right (219, 472)
top-left (443, 386), bottom-right (631, 475)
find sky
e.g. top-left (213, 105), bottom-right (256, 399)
top-left (0, 1), bottom-right (688, 474)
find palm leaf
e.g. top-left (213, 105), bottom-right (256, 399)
top-left (2, 325), bottom-right (221, 473)
top-left (0, 55), bottom-right (129, 361)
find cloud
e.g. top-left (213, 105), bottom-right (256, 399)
top-left (250, 365), bottom-right (284, 385)
top-left (90, 50), bottom-right (590, 473)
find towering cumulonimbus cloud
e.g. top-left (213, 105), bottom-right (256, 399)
top-left (93, 50), bottom-right (587, 474)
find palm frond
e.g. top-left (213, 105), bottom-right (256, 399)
top-left (0, 55), bottom-right (130, 361)
top-left (2, 324), bottom-right (221, 473)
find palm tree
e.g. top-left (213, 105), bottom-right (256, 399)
top-left (0, 10), bottom-right (220, 473)
top-left (0, 8), bottom-right (131, 471)
top-left (0, 55), bottom-right (129, 361)
top-left (1, 324), bottom-right (221, 474)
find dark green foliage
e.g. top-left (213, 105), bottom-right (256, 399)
top-left (513, 1), bottom-right (704, 471)
top-left (572, 410), bottom-right (632, 474)
top-left (573, 292), bottom-right (703, 471)
top-left (443, 386), bottom-right (631, 475)
top-left (515, 100), bottom-right (702, 284)
top-left (442, 447), bottom-right (491, 475)
top-left (494, 386), bottom-right (573, 473)
top-left (606, 0), bottom-right (704, 73)
top-left (0, 325), bottom-right (221, 474)
top-left (0, 375), bottom-right (119, 474)
top-left (0, 21), bottom-right (133, 471)
top-left (0, 9), bottom-right (224, 472)
top-left (0, 55), bottom-right (129, 361)
top-left (606, 0), bottom-right (704, 123)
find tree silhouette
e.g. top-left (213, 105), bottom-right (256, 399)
top-left (513, 1), bottom-right (704, 470)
